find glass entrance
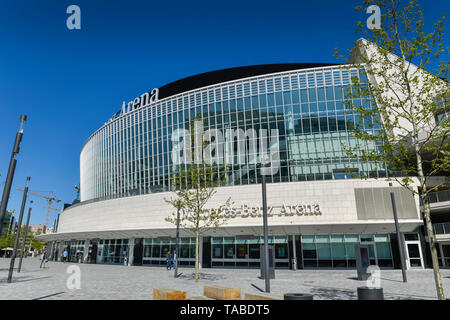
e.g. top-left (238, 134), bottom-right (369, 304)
top-left (404, 233), bottom-right (423, 269)
top-left (406, 243), bottom-right (422, 267)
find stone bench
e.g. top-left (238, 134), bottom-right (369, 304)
top-left (204, 285), bottom-right (241, 300)
top-left (153, 288), bottom-right (187, 300)
top-left (244, 292), bottom-right (283, 300)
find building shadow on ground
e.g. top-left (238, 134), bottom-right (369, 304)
top-left (305, 284), bottom-right (429, 300)
top-left (0, 276), bottom-right (52, 283)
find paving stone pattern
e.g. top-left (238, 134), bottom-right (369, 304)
top-left (1, 258), bottom-right (449, 300)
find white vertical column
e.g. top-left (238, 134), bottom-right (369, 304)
top-left (128, 238), bottom-right (135, 266)
top-left (439, 243), bottom-right (445, 268)
top-left (292, 235), bottom-right (297, 269)
top-left (58, 242), bottom-right (64, 262)
top-left (83, 240), bottom-right (89, 263)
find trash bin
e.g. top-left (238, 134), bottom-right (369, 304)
top-left (357, 287), bottom-right (384, 300)
top-left (291, 258), bottom-right (297, 271)
top-left (284, 293), bottom-right (313, 300)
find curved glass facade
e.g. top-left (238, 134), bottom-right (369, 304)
top-left (80, 65), bottom-right (384, 201)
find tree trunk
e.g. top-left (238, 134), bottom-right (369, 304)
top-left (423, 196), bottom-right (446, 300)
top-left (195, 230), bottom-right (199, 282)
top-left (416, 150), bottom-right (445, 300)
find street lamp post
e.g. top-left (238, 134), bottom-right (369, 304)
top-left (0, 115), bottom-right (27, 236)
top-left (8, 176), bottom-right (30, 283)
top-left (174, 203), bottom-right (181, 278)
top-left (389, 183), bottom-right (407, 283)
top-left (18, 200), bottom-right (33, 273)
top-left (261, 173), bottom-right (270, 293)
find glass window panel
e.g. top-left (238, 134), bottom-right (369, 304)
top-left (374, 234), bottom-right (390, 242)
top-left (308, 88), bottom-right (317, 102)
top-left (275, 243), bottom-right (288, 259)
top-left (292, 90), bottom-right (300, 104)
top-left (223, 237), bottom-right (234, 244)
top-left (317, 87), bottom-right (325, 101)
top-left (302, 235), bottom-right (315, 243)
top-left (236, 244), bottom-right (248, 259)
top-left (267, 93), bottom-right (275, 106)
top-left (249, 244), bottom-right (260, 259)
top-left (274, 236), bottom-right (288, 243)
top-left (180, 244), bottom-right (190, 258)
top-left (212, 244), bottom-right (223, 258)
top-left (302, 243), bottom-right (316, 259)
top-left (143, 246), bottom-right (151, 258)
top-left (224, 244), bottom-right (235, 258)
top-left (315, 235), bottom-right (330, 243)
top-left (300, 89), bottom-right (308, 102)
top-left (325, 86), bottom-right (334, 100)
top-left (212, 237), bottom-right (223, 244)
top-left (376, 242), bottom-right (392, 259)
top-left (151, 245), bottom-right (161, 258)
top-left (317, 243), bottom-right (331, 259)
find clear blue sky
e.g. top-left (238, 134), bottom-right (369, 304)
top-left (0, 0), bottom-right (448, 226)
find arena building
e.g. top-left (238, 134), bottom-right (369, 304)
top-left (38, 41), bottom-right (450, 270)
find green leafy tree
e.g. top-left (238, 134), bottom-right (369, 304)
top-left (335, 0), bottom-right (449, 299)
top-left (165, 116), bottom-right (233, 282)
top-left (0, 210), bottom-right (15, 249)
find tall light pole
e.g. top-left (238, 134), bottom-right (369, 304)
top-left (0, 115), bottom-right (27, 236)
top-left (389, 183), bottom-right (407, 282)
top-left (261, 172), bottom-right (270, 293)
top-left (18, 200), bottom-right (33, 273)
top-left (8, 176), bottom-right (30, 283)
top-left (174, 202), bottom-right (181, 278)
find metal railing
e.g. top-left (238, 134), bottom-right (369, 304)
top-left (433, 222), bottom-right (450, 235)
top-left (419, 189), bottom-right (450, 206)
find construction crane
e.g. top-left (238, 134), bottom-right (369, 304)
top-left (16, 188), bottom-right (61, 232)
top-left (44, 206), bottom-right (61, 233)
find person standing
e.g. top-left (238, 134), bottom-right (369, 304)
top-left (165, 250), bottom-right (171, 270)
top-left (171, 249), bottom-right (177, 270)
top-left (40, 250), bottom-right (48, 268)
top-left (63, 249), bottom-right (68, 263)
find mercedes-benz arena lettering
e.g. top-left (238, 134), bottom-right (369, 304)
top-left (39, 62), bottom-right (425, 269)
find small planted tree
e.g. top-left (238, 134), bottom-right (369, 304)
top-left (165, 116), bottom-right (232, 282)
top-left (336, 0), bottom-right (449, 299)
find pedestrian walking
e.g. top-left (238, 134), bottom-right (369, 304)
top-left (165, 250), bottom-right (171, 270)
top-left (40, 250), bottom-right (48, 268)
top-left (63, 249), bottom-right (68, 262)
top-left (171, 249), bottom-right (177, 269)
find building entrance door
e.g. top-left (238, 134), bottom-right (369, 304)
top-left (405, 242), bottom-right (423, 268)
top-left (403, 233), bottom-right (424, 269)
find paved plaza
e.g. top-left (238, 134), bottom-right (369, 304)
top-left (1, 258), bottom-right (449, 300)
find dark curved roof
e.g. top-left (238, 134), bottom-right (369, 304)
top-left (158, 63), bottom-right (339, 99)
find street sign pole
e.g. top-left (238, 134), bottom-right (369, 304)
top-left (18, 200), bottom-right (33, 273)
top-left (261, 173), bottom-right (270, 293)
